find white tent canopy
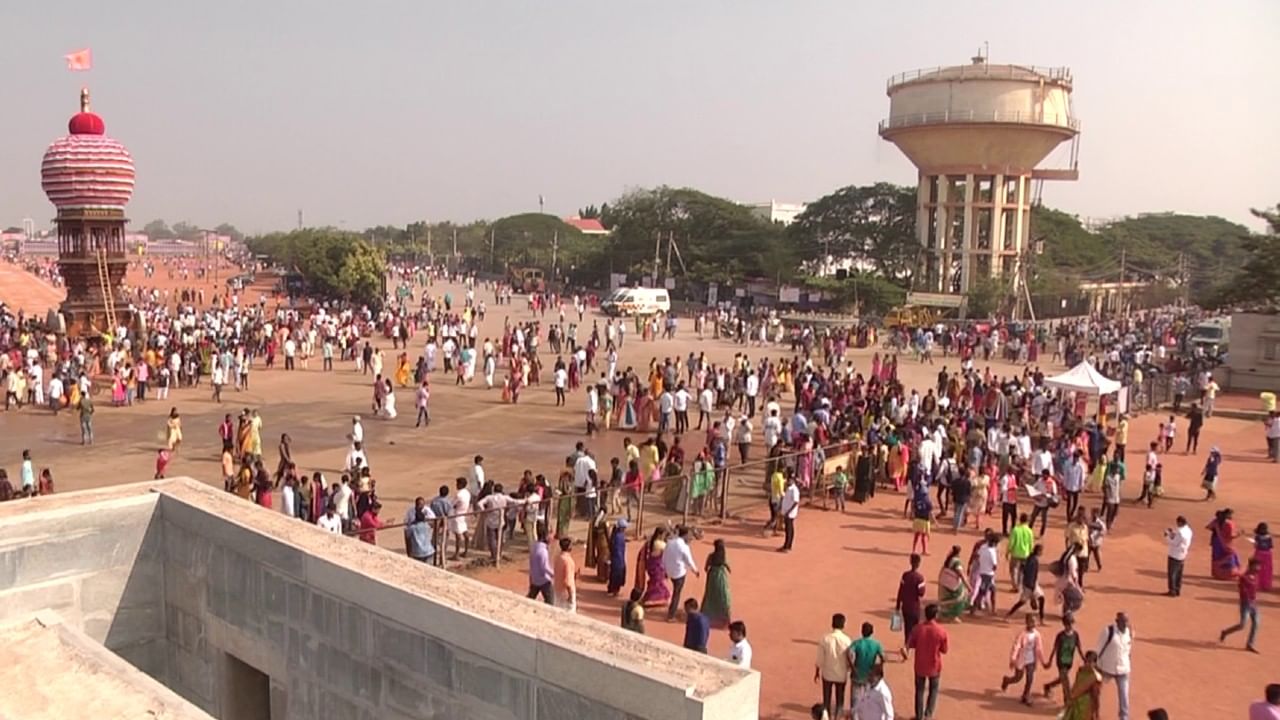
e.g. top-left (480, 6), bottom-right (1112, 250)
top-left (1044, 361), bottom-right (1122, 396)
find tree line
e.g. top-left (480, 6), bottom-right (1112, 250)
top-left (236, 186), bottom-right (1277, 316)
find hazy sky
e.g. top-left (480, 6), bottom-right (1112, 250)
top-left (3, 1), bottom-right (1277, 233)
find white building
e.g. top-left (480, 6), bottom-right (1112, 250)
top-left (743, 200), bottom-right (807, 226)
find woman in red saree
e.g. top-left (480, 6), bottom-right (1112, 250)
top-left (635, 390), bottom-right (654, 433)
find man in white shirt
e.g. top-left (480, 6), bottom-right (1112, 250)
top-left (1164, 515), bottom-right (1193, 597)
top-left (697, 386), bottom-right (716, 430)
top-left (728, 620), bottom-right (753, 669)
top-left (918, 435), bottom-right (939, 478)
top-left (350, 415), bottom-right (364, 445)
top-left (779, 473), bottom-right (801, 552)
top-left (1266, 411), bottom-right (1280, 462)
top-left (573, 451), bottom-right (597, 495)
top-left (763, 408), bottom-right (782, 450)
top-left (661, 525), bottom-right (700, 620)
top-left (1096, 613), bottom-right (1134, 720)
top-left (553, 365), bottom-right (568, 406)
top-left (451, 477), bottom-right (472, 559)
top-left (469, 455), bottom-right (486, 496)
top-left (744, 370), bottom-right (760, 417)
top-left (317, 504), bottom-right (343, 534)
top-left (673, 384), bottom-right (691, 434)
top-left (853, 663), bottom-right (894, 720)
top-left (344, 442), bottom-right (368, 475)
top-left (46, 375), bottom-right (64, 415)
top-left (585, 383), bottom-right (600, 435)
top-left (332, 477), bottom-right (355, 530)
top-left (658, 390), bottom-right (674, 433)
top-left (1030, 443), bottom-right (1053, 477)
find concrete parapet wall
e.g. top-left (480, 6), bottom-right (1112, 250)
top-left (155, 479), bottom-right (758, 720)
top-left (0, 479), bottom-right (759, 720)
top-left (0, 490), bottom-right (168, 680)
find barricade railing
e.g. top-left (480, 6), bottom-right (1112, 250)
top-left (279, 433), bottom-right (887, 574)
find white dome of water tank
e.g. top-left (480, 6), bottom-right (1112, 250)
top-left (880, 56), bottom-right (1078, 173)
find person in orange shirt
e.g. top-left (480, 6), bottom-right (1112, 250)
top-left (553, 537), bottom-right (579, 612)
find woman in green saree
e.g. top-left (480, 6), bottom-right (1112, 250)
top-left (937, 545), bottom-right (970, 621)
top-left (1060, 651), bottom-right (1101, 720)
top-left (700, 539), bottom-right (732, 628)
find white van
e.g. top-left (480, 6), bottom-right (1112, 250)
top-left (601, 287), bottom-right (671, 317)
top-left (1189, 317), bottom-right (1231, 355)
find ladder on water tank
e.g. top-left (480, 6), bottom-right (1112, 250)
top-left (95, 247), bottom-right (118, 334)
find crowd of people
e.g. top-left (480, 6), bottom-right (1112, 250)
top-left (1, 254), bottom-right (1272, 719)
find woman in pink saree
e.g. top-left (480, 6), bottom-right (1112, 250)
top-left (634, 527), bottom-right (671, 607)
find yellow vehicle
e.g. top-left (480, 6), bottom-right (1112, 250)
top-left (883, 305), bottom-right (938, 328)
top-left (508, 266), bottom-right (546, 293)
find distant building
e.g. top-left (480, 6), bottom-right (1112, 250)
top-left (563, 216), bottom-right (610, 236)
top-left (743, 200), bottom-right (807, 226)
top-left (1222, 312), bottom-right (1280, 393)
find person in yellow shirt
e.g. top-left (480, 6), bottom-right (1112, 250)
top-left (639, 439), bottom-right (661, 492)
top-left (1115, 416), bottom-right (1129, 464)
top-left (765, 468), bottom-right (787, 535)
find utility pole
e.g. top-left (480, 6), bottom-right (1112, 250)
top-left (1116, 247), bottom-right (1127, 317)
top-left (653, 231), bottom-right (662, 287)
top-left (489, 228), bottom-right (496, 271)
top-left (665, 230), bottom-right (674, 280)
top-left (551, 230), bottom-right (560, 279)
top-left (297, 209), bottom-right (303, 230)
top-left (452, 227), bottom-right (458, 260)
top-left (426, 225), bottom-right (433, 267)
top-left (1177, 252), bottom-right (1189, 306)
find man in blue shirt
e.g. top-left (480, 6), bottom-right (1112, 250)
top-left (527, 531), bottom-right (554, 605)
top-left (682, 599), bottom-right (710, 653)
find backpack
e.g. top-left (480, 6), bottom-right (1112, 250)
top-left (913, 494), bottom-right (931, 518)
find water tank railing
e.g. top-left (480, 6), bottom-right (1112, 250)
top-left (887, 64), bottom-right (1072, 89)
top-left (878, 109), bottom-right (1081, 132)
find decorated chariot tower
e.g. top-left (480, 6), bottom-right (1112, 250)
top-left (41, 87), bottom-right (136, 336)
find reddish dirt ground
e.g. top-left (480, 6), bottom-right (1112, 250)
top-left (481, 410), bottom-right (1276, 720)
top-left (0, 262), bottom-right (1274, 718)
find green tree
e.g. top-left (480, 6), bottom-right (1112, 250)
top-left (1031, 207), bottom-right (1109, 270)
top-left (142, 219), bottom-right (171, 238)
top-left (787, 183), bottom-right (917, 282)
top-left (603, 186), bottom-right (793, 284)
top-left (170, 221), bottom-right (202, 241)
top-left (213, 223), bottom-right (245, 243)
top-left (488, 213), bottom-right (598, 279)
top-left (1207, 205), bottom-right (1280, 309)
top-left (1095, 214), bottom-right (1249, 297)
top-left (965, 276), bottom-right (1011, 319)
top-left (246, 229), bottom-right (386, 309)
top-left (803, 272), bottom-right (906, 315)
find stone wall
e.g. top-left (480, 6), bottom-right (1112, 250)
top-left (155, 483), bottom-right (757, 720)
top-left (0, 493), bottom-right (167, 681)
top-left (0, 480), bottom-right (758, 720)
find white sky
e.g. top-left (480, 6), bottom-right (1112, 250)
top-left (2, 0), bottom-right (1277, 233)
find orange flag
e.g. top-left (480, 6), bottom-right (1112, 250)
top-left (65, 48), bottom-right (92, 71)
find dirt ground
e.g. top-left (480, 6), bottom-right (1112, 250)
top-left (0, 264), bottom-right (1274, 719)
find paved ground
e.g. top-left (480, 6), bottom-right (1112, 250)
top-left (0, 265), bottom-right (1274, 719)
top-left (0, 261), bottom-right (65, 317)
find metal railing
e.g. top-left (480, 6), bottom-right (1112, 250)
top-left (878, 109), bottom-right (1080, 133)
top-left (887, 64), bottom-right (1072, 89)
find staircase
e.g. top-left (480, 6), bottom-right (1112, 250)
top-left (95, 247), bottom-right (118, 333)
